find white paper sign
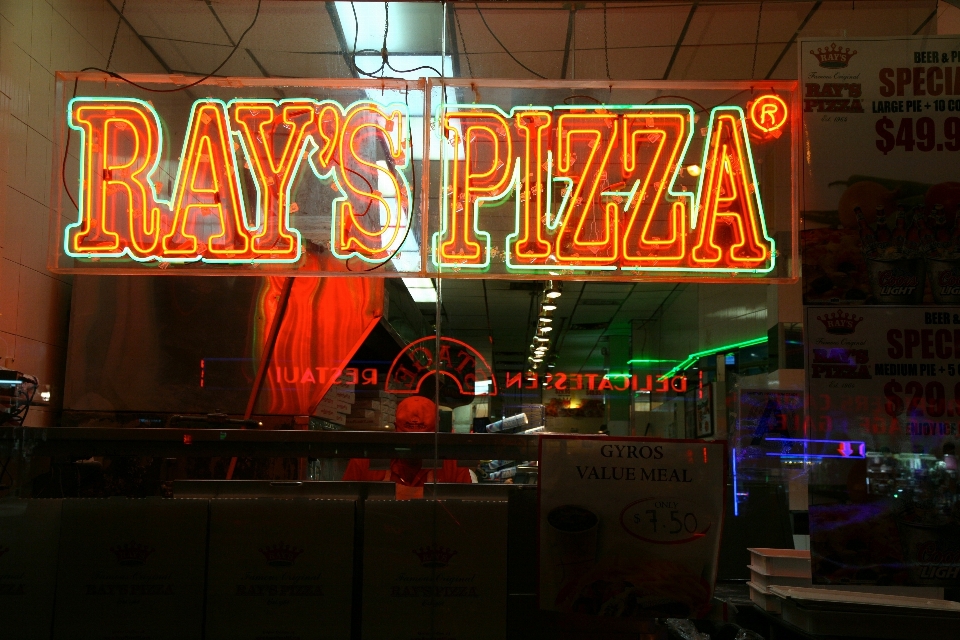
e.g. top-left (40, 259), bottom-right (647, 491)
top-left (538, 435), bottom-right (725, 619)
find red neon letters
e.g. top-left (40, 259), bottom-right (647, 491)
top-left (66, 98), bottom-right (411, 264)
top-left (435, 105), bottom-right (776, 273)
top-left (64, 96), bottom-right (783, 274)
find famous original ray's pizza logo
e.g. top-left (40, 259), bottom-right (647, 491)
top-left (816, 309), bottom-right (864, 335)
top-left (63, 95), bottom-right (783, 274)
top-left (259, 542), bottom-right (304, 567)
top-left (110, 541), bottom-right (154, 566)
top-left (414, 543), bottom-right (457, 568)
top-left (809, 43), bottom-right (858, 69)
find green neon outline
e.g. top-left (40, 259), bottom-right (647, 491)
top-left (226, 98), bottom-right (322, 264)
top-left (65, 96), bottom-right (413, 266)
top-left (433, 103), bottom-right (543, 271)
top-left (325, 99), bottom-right (414, 265)
top-left (658, 336), bottom-right (768, 381)
top-left (64, 97), bottom-right (167, 262)
top-left (653, 105), bottom-right (777, 275)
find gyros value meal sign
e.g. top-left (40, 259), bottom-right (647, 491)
top-left (49, 75), bottom-right (799, 280)
top-left (538, 435), bottom-right (725, 620)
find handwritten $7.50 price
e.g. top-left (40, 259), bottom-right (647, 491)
top-left (620, 498), bottom-right (710, 544)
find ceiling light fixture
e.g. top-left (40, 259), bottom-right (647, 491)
top-left (532, 358), bottom-right (542, 363)
top-left (542, 303), bottom-right (557, 311)
top-left (535, 336), bottom-right (549, 343)
top-left (539, 317), bottom-right (552, 323)
top-left (539, 326), bottom-right (553, 333)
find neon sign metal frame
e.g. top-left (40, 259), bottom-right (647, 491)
top-left (50, 73), bottom-right (799, 282)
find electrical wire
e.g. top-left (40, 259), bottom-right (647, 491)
top-left (81, 0), bottom-right (262, 93)
top-left (454, 7), bottom-right (474, 78)
top-left (106, 0), bottom-right (128, 70)
top-left (61, 78), bottom-right (80, 213)
top-left (473, 3), bottom-right (547, 79)
top-left (751, 1), bottom-right (763, 79)
top-left (603, 3), bottom-right (611, 80)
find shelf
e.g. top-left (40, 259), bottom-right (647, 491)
top-left (0, 427), bottom-right (540, 460)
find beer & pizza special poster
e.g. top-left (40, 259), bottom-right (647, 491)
top-left (800, 35), bottom-right (960, 305)
top-left (805, 306), bottom-right (960, 586)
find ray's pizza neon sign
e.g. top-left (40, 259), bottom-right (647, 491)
top-left (63, 92), bottom-right (788, 274)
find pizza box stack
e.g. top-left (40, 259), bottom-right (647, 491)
top-left (747, 548), bottom-right (812, 613)
top-left (313, 383), bottom-right (355, 426)
top-left (747, 548), bottom-right (945, 613)
top-left (345, 391), bottom-right (397, 431)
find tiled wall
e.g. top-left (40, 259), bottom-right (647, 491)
top-left (0, 0), bottom-right (163, 424)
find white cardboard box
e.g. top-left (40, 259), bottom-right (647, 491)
top-left (362, 499), bottom-right (507, 640)
top-left (0, 499), bottom-right (62, 640)
top-left (205, 499), bottom-right (355, 640)
top-left (53, 498), bottom-right (208, 640)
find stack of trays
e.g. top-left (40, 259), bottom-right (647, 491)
top-left (768, 586), bottom-right (960, 639)
top-left (746, 548), bottom-right (812, 613)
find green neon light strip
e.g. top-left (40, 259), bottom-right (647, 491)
top-left (603, 372), bottom-right (632, 379)
top-left (627, 358), bottom-right (681, 364)
top-left (658, 336), bottom-right (767, 381)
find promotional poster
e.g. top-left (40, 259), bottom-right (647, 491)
top-left (538, 435), bottom-right (725, 619)
top-left (805, 306), bottom-right (960, 586)
top-left (800, 35), bottom-right (960, 305)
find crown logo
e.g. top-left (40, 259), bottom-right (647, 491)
top-left (413, 544), bottom-right (457, 568)
top-left (259, 542), bottom-right (303, 567)
top-left (817, 309), bottom-right (864, 335)
top-left (810, 43), bottom-right (858, 69)
top-left (110, 542), bottom-right (154, 566)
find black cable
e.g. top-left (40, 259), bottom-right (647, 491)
top-left (81, 0), bottom-right (262, 93)
top-left (62, 78), bottom-right (80, 213)
top-left (106, 0), bottom-right (128, 70)
top-left (474, 3), bottom-right (547, 79)
top-left (350, 88), bottom-right (416, 273)
top-left (350, 2), bottom-right (386, 78)
top-left (603, 3), bottom-right (611, 80)
top-left (454, 8), bottom-right (474, 78)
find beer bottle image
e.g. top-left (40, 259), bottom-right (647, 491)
top-left (855, 207), bottom-right (877, 255)
top-left (933, 204), bottom-right (950, 247)
top-left (874, 205), bottom-right (892, 246)
top-left (905, 207), bottom-right (922, 256)
top-left (918, 212), bottom-right (937, 256)
top-left (892, 207), bottom-right (908, 255)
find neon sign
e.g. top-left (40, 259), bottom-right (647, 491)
top-left (65, 97), bottom-right (411, 264)
top-left (55, 75), bottom-right (796, 279)
top-left (505, 372), bottom-right (687, 393)
top-left (385, 337), bottom-right (496, 395)
top-left (434, 104), bottom-right (777, 273)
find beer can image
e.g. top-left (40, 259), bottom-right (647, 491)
top-left (895, 516), bottom-right (960, 584)
top-left (865, 257), bottom-right (925, 303)
top-left (927, 259), bottom-right (960, 303)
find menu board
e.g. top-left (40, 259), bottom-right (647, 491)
top-left (205, 499), bottom-right (355, 640)
top-left (52, 498), bottom-right (208, 640)
top-left (538, 435), bottom-right (725, 619)
top-left (0, 500), bottom-right (61, 640)
top-left (362, 499), bottom-right (507, 640)
top-left (800, 35), bottom-right (960, 306)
